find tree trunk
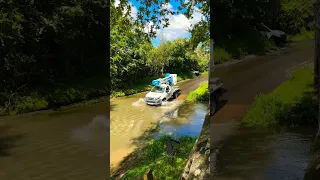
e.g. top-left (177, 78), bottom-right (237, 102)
top-left (209, 1), bottom-right (215, 116)
top-left (316, 0), bottom-right (320, 130)
top-left (209, 39), bottom-right (215, 116)
top-left (315, 2), bottom-right (320, 104)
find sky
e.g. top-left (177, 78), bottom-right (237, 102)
top-left (115, 0), bottom-right (205, 47)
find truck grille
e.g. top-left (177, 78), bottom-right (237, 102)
top-left (146, 97), bottom-right (154, 101)
top-left (146, 97), bottom-right (157, 103)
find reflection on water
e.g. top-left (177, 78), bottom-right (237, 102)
top-left (155, 102), bottom-right (208, 138)
top-left (213, 127), bottom-right (316, 180)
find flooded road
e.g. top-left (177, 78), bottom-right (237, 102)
top-left (110, 75), bottom-right (208, 167)
top-left (212, 124), bottom-right (316, 180)
top-left (210, 40), bottom-right (315, 179)
top-left (0, 103), bottom-right (109, 180)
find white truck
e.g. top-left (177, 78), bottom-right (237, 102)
top-left (256, 23), bottom-right (287, 44)
top-left (145, 74), bottom-right (181, 106)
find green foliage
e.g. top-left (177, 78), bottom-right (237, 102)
top-left (242, 67), bottom-right (317, 127)
top-left (0, 0), bottom-right (108, 115)
top-left (110, 17), bottom-right (207, 95)
top-left (186, 82), bottom-right (209, 102)
top-left (16, 95), bottom-right (49, 113)
top-left (120, 135), bottom-right (196, 180)
top-left (1, 0), bottom-right (316, 116)
top-left (274, 0), bottom-right (315, 34)
top-left (214, 48), bottom-right (233, 64)
top-left (289, 28), bottom-right (315, 42)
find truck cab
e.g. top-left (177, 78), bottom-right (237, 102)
top-left (145, 74), bottom-right (180, 106)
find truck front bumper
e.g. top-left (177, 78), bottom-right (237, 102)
top-left (145, 98), bottom-right (162, 105)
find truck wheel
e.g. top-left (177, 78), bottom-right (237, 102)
top-left (160, 98), bottom-right (166, 106)
top-left (173, 92), bottom-right (177, 99)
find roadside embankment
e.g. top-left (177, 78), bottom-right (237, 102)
top-left (181, 113), bottom-right (210, 179)
top-left (236, 65), bottom-right (320, 179)
top-left (242, 67), bottom-right (317, 127)
top-left (111, 135), bottom-right (196, 180)
top-left (186, 82), bottom-right (209, 103)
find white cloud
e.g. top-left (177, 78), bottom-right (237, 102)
top-left (157, 4), bottom-right (204, 41)
top-left (144, 21), bottom-right (160, 35)
top-left (161, 3), bottom-right (173, 10)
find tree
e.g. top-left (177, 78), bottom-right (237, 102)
top-left (315, 0), bottom-right (320, 130)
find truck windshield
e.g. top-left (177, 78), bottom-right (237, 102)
top-left (151, 86), bottom-right (164, 93)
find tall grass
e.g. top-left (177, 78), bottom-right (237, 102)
top-left (289, 28), bottom-right (315, 42)
top-left (242, 67), bottom-right (317, 127)
top-left (186, 82), bottom-right (209, 102)
top-left (119, 135), bottom-right (196, 180)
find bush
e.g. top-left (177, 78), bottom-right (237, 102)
top-left (186, 82), bottom-right (209, 102)
top-left (289, 28), bottom-right (315, 42)
top-left (242, 67), bottom-right (317, 127)
top-left (17, 95), bottom-right (49, 113)
top-left (0, 76), bottom-right (109, 116)
top-left (214, 48), bottom-right (233, 64)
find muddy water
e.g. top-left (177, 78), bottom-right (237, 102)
top-left (0, 102), bottom-right (109, 180)
top-left (110, 75), bottom-right (208, 167)
top-left (211, 121), bottom-right (316, 180)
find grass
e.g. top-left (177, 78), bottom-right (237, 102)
top-left (111, 72), bottom-right (195, 98)
top-left (288, 29), bottom-right (315, 42)
top-left (201, 71), bottom-right (208, 75)
top-left (186, 82), bottom-right (209, 102)
top-left (0, 75), bottom-right (109, 116)
top-left (242, 67), bottom-right (317, 127)
top-left (115, 135), bottom-right (196, 180)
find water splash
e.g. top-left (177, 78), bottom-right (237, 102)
top-left (71, 115), bottom-right (109, 142)
top-left (132, 98), bottom-right (145, 107)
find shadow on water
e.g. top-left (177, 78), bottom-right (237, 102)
top-left (213, 126), bottom-right (316, 180)
top-left (0, 125), bottom-right (24, 156)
